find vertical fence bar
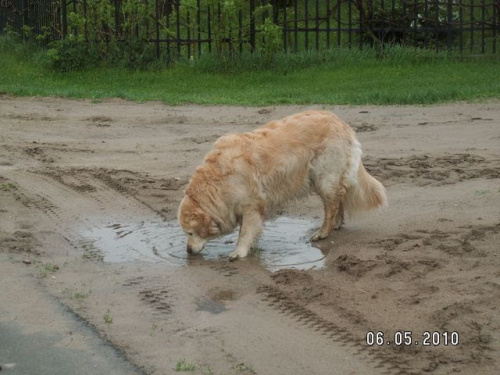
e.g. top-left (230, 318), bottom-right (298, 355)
top-left (83, 0), bottom-right (88, 41)
top-left (250, 0), bottom-right (256, 52)
top-left (348, 0), bottom-right (352, 47)
top-left (283, 0), bottom-right (288, 51)
top-left (272, 0), bottom-right (279, 52)
top-left (197, 0), bottom-right (201, 57)
top-left (359, 1), bottom-right (363, 49)
top-left (459, 0), bottom-right (463, 53)
top-left (187, 10), bottom-right (191, 60)
top-left (493, 0), bottom-right (497, 53)
top-left (470, 0), bottom-right (474, 52)
top-left (337, 0), bottom-right (342, 47)
top-left (155, 0), bottom-right (160, 58)
top-left (217, 2), bottom-right (221, 54)
top-left (72, 0), bottom-right (77, 37)
top-left (326, 0), bottom-right (330, 49)
top-left (381, 0), bottom-right (385, 47)
top-left (166, 0), bottom-right (170, 62)
top-left (434, 0), bottom-right (439, 52)
top-left (115, 0), bottom-right (121, 40)
top-left (145, 0), bottom-right (150, 46)
top-left (61, 0), bottom-right (67, 38)
top-left (446, 0), bottom-right (453, 50)
top-left (176, 0), bottom-right (181, 57)
top-left (294, 0), bottom-right (298, 51)
top-left (207, 4), bottom-right (212, 54)
top-left (260, 0), bottom-right (268, 46)
top-left (238, 9), bottom-right (242, 54)
top-left (423, 0), bottom-right (429, 47)
top-left (315, 0), bottom-right (319, 50)
top-left (228, 4), bottom-right (233, 56)
top-left (481, 0), bottom-right (485, 53)
top-left (368, 0), bottom-right (373, 48)
top-left (305, 0), bottom-right (309, 50)
top-left (22, 0), bottom-right (28, 36)
top-left (272, 0), bottom-right (278, 23)
top-left (412, 0), bottom-right (417, 48)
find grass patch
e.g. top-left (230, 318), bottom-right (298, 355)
top-left (1, 37), bottom-right (499, 105)
top-left (175, 359), bottom-right (196, 372)
top-left (0, 183), bottom-right (17, 192)
top-left (103, 311), bottom-right (113, 325)
top-left (37, 262), bottom-right (59, 278)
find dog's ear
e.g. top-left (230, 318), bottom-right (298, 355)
top-left (208, 220), bottom-right (222, 236)
top-left (195, 214), bottom-right (211, 238)
top-left (198, 215), bottom-right (221, 237)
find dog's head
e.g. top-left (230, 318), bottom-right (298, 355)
top-left (177, 195), bottom-right (221, 254)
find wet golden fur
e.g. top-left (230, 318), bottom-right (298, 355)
top-left (178, 110), bottom-right (387, 258)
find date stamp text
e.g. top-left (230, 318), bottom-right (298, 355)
top-left (366, 331), bottom-right (459, 347)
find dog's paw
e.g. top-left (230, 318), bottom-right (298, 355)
top-left (228, 249), bottom-right (250, 260)
top-left (310, 229), bottom-right (328, 242)
top-left (228, 250), bottom-right (242, 260)
top-left (333, 222), bottom-right (344, 230)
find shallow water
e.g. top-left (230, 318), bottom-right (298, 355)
top-left (80, 217), bottom-right (328, 271)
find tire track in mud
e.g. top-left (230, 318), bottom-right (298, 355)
top-left (4, 168), bottom-right (183, 319)
top-left (256, 284), bottom-right (415, 375)
top-left (1, 168), bottom-right (434, 373)
top-left (4, 166), bottom-right (468, 375)
top-left (3, 168), bottom-right (166, 262)
top-left (127, 274), bottom-right (175, 317)
top-left (365, 153), bottom-right (500, 186)
top-left (372, 223), bottom-right (500, 258)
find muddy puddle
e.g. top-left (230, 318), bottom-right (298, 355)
top-left (80, 217), bottom-right (328, 271)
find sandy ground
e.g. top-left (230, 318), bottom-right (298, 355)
top-left (0, 96), bottom-right (499, 375)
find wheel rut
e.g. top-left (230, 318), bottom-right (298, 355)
top-left (2, 167), bottom-right (392, 374)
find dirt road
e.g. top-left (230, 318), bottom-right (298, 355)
top-left (1, 96), bottom-right (499, 375)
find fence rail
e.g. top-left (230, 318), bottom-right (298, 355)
top-left (1, 0), bottom-right (499, 60)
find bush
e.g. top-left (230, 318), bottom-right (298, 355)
top-left (0, 25), bottom-right (41, 59)
top-left (46, 37), bottom-right (165, 72)
top-left (46, 39), bottom-right (97, 72)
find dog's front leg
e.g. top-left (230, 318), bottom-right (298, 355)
top-left (229, 209), bottom-right (263, 259)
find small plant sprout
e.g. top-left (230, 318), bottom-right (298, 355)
top-left (103, 310), bottom-right (113, 325)
top-left (38, 263), bottom-right (59, 278)
top-left (175, 359), bottom-right (196, 372)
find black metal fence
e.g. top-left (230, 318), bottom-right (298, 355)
top-left (1, 0), bottom-right (499, 59)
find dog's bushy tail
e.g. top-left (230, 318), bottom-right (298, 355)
top-left (344, 163), bottom-right (387, 215)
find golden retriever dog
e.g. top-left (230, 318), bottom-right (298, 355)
top-left (178, 110), bottom-right (387, 259)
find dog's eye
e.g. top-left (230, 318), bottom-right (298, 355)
top-left (187, 233), bottom-right (193, 236)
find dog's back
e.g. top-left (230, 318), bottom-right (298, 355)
top-left (205, 111), bottom-right (364, 209)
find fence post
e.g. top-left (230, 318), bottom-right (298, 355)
top-left (61, 0), bottom-right (67, 38)
top-left (155, 0), bottom-right (160, 58)
top-left (22, 0), bottom-right (29, 37)
top-left (250, 0), bottom-right (255, 52)
top-left (114, 0), bottom-right (121, 38)
top-left (197, 0), bottom-right (202, 57)
top-left (283, 0), bottom-right (288, 51)
top-left (446, 0), bottom-right (453, 49)
top-left (493, 0), bottom-right (498, 53)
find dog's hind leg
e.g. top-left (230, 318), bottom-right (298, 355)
top-left (334, 201), bottom-right (345, 229)
top-left (229, 208), bottom-right (263, 259)
top-left (311, 185), bottom-right (346, 241)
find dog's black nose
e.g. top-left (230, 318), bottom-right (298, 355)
top-left (186, 246), bottom-right (193, 254)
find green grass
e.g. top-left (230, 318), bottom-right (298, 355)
top-left (175, 359), bottom-right (196, 372)
top-left (37, 262), bottom-right (59, 278)
top-left (0, 40), bottom-right (499, 105)
top-left (0, 183), bottom-right (17, 192)
top-left (103, 311), bottom-right (113, 325)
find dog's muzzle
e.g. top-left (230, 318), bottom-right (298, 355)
top-left (186, 239), bottom-right (206, 255)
